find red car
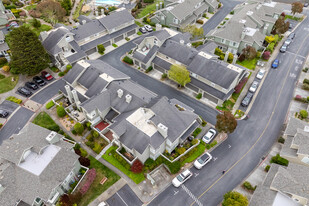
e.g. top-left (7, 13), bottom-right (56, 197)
top-left (41, 71), bottom-right (54, 81)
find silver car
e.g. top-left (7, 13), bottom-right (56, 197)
top-left (249, 81), bottom-right (259, 93)
top-left (202, 128), bottom-right (217, 144)
top-left (284, 38), bottom-right (292, 46)
top-left (256, 69), bottom-right (265, 80)
top-left (194, 152), bottom-right (212, 169)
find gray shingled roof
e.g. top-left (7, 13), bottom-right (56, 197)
top-left (81, 90), bottom-right (111, 113)
top-left (133, 45), bottom-right (159, 64)
top-left (198, 41), bottom-right (218, 54)
top-left (0, 123), bottom-right (79, 206)
top-left (189, 78), bottom-right (227, 100)
top-left (66, 41), bottom-right (87, 63)
top-left (63, 62), bottom-right (86, 84)
top-left (78, 15), bottom-right (92, 24)
top-left (71, 19), bottom-right (106, 42)
top-left (84, 77), bottom-right (109, 98)
top-left (98, 9), bottom-right (134, 31)
top-left (280, 135), bottom-right (298, 158)
top-left (284, 117), bottom-right (307, 136)
top-left (133, 29), bottom-right (171, 45)
top-left (42, 28), bottom-right (71, 55)
top-left (169, 0), bottom-right (203, 21)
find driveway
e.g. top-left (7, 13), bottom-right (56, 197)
top-left (0, 100), bottom-right (19, 117)
top-left (0, 107), bottom-right (34, 143)
top-left (106, 184), bottom-right (143, 206)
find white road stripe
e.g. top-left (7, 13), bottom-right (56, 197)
top-left (116, 192), bottom-right (128, 206)
top-left (285, 50), bottom-right (306, 59)
top-left (181, 185), bottom-right (203, 206)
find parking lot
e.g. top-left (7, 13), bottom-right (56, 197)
top-left (106, 185), bottom-right (142, 206)
top-left (0, 100), bottom-right (19, 118)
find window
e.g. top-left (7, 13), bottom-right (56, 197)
top-left (301, 157), bottom-right (309, 164)
top-left (161, 15), bottom-right (164, 21)
top-left (221, 39), bottom-right (225, 43)
top-left (154, 38), bottom-right (157, 45)
top-left (65, 35), bottom-right (71, 42)
top-left (173, 18), bottom-right (178, 24)
top-left (166, 139), bottom-right (172, 146)
top-left (150, 147), bottom-right (155, 153)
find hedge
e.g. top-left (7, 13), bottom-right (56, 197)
top-left (57, 106), bottom-right (66, 117)
top-left (192, 128), bottom-right (202, 137)
top-left (46, 100), bottom-right (55, 109)
top-left (196, 93), bottom-right (202, 99)
top-left (123, 56), bottom-right (133, 65)
top-left (145, 66), bottom-right (153, 73)
top-left (270, 154), bottom-right (289, 166)
top-left (6, 96), bottom-right (22, 104)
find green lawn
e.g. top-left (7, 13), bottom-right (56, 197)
top-left (32, 112), bottom-right (60, 132)
top-left (285, 15), bottom-right (303, 21)
top-left (216, 99), bottom-right (235, 111)
top-left (135, 20), bottom-right (144, 27)
top-left (102, 146), bottom-right (145, 184)
top-left (137, 1), bottom-right (163, 18)
top-left (180, 143), bottom-right (205, 166)
top-left (237, 58), bottom-right (258, 70)
top-left (77, 156), bottom-right (120, 206)
top-left (25, 4), bottom-right (37, 10)
top-left (0, 75), bottom-right (19, 94)
top-left (23, 21), bottom-right (52, 36)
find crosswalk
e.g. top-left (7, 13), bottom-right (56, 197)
top-left (181, 184), bottom-right (203, 206)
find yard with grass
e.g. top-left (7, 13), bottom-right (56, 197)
top-left (285, 15), bottom-right (303, 21)
top-left (77, 156), bottom-right (120, 206)
top-left (23, 20), bottom-right (52, 36)
top-left (0, 75), bottom-right (19, 94)
top-left (180, 143), bottom-right (205, 166)
top-left (102, 146), bottom-right (145, 184)
top-left (135, 20), bottom-right (144, 27)
top-left (24, 4), bottom-right (37, 10)
top-left (237, 58), bottom-right (258, 70)
top-left (32, 111), bottom-right (60, 132)
top-left (137, 1), bottom-right (163, 18)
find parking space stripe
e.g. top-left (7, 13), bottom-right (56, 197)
top-left (116, 192), bottom-right (128, 206)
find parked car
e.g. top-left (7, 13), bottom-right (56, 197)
top-left (98, 202), bottom-right (108, 206)
top-left (0, 110), bottom-right (9, 118)
top-left (241, 92), bottom-right (253, 107)
top-left (172, 169), bottom-right (193, 187)
top-left (256, 69), bottom-right (265, 80)
top-left (272, 59), bottom-right (279, 69)
top-left (139, 27), bottom-right (147, 34)
top-left (284, 38), bottom-right (292, 46)
top-left (202, 128), bottom-right (217, 144)
top-left (17, 87), bottom-right (32, 97)
top-left (249, 81), bottom-right (259, 93)
top-left (289, 23), bottom-right (292, 30)
top-left (6, 22), bottom-right (19, 31)
top-left (144, 25), bottom-right (153, 32)
top-left (25, 81), bottom-right (38, 90)
top-left (194, 152), bottom-right (212, 169)
top-left (280, 43), bottom-right (288, 53)
top-left (33, 76), bottom-right (46, 86)
top-left (41, 71), bottom-right (54, 81)
top-left (288, 32), bottom-right (295, 40)
top-left (305, 2), bottom-right (309, 7)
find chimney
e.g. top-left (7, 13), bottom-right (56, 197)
top-left (156, 3), bottom-right (159, 10)
top-left (156, 23), bottom-right (162, 31)
top-left (40, 31), bottom-right (48, 41)
top-left (82, 20), bottom-right (86, 25)
top-left (224, 51), bottom-right (229, 62)
top-left (186, 43), bottom-right (192, 48)
top-left (125, 94), bottom-right (132, 103)
top-left (160, 2), bottom-right (163, 9)
top-left (241, 29), bottom-right (246, 39)
top-left (72, 90), bottom-right (81, 109)
top-left (180, 39), bottom-right (185, 45)
top-left (65, 85), bottom-right (73, 103)
top-left (157, 123), bottom-right (168, 138)
top-left (75, 22), bottom-right (80, 27)
top-left (117, 89), bottom-right (123, 98)
top-left (45, 131), bottom-right (59, 144)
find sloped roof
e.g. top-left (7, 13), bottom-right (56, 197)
top-left (71, 19), bottom-right (106, 42)
top-left (169, 0), bottom-right (203, 20)
top-left (98, 9), bottom-right (134, 31)
top-left (42, 28), bottom-right (71, 55)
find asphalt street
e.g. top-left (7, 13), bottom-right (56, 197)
top-left (0, 100), bottom-right (19, 118)
top-left (0, 107), bottom-right (34, 144)
top-left (106, 184), bottom-right (143, 206)
top-left (148, 11), bottom-right (309, 206)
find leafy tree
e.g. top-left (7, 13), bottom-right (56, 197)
top-left (74, 122), bottom-right (84, 135)
top-left (57, 106), bottom-right (66, 117)
top-left (97, 44), bottom-right (105, 55)
top-left (242, 46), bottom-right (256, 60)
top-left (222, 191), bottom-right (248, 206)
top-left (168, 64), bottom-right (191, 86)
top-left (300, 110), bottom-right (308, 119)
top-left (8, 26), bottom-right (50, 75)
top-left (61, 0), bottom-right (72, 15)
top-left (262, 51), bottom-right (271, 60)
top-left (291, 2), bottom-right (303, 15)
top-left (272, 16), bottom-right (289, 34)
top-left (131, 159), bottom-right (144, 173)
top-left (181, 25), bottom-right (204, 39)
top-left (36, 0), bottom-right (66, 24)
top-left (32, 18), bottom-right (41, 28)
top-left (215, 111), bottom-right (237, 133)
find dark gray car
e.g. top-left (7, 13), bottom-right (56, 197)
top-left (241, 92), bottom-right (253, 107)
top-left (0, 110), bottom-right (9, 118)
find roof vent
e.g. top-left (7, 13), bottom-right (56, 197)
top-left (117, 89), bottom-right (123, 98)
top-left (187, 43), bottom-right (191, 48)
top-left (157, 123), bottom-right (168, 138)
top-left (46, 131), bottom-right (58, 144)
top-left (125, 94), bottom-right (132, 103)
top-left (82, 20), bottom-right (87, 25)
top-left (180, 39), bottom-right (185, 45)
top-left (304, 126), bottom-right (309, 132)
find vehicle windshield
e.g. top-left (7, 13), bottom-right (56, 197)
top-left (258, 71), bottom-right (264, 75)
top-left (177, 174), bottom-right (184, 182)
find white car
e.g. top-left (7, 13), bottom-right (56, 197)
top-left (256, 69), bottom-right (265, 80)
top-left (202, 128), bottom-right (217, 144)
top-left (249, 81), bottom-right (259, 93)
top-left (194, 152), bottom-right (212, 169)
top-left (172, 169), bottom-right (193, 187)
top-left (144, 25), bottom-right (153, 32)
top-left (284, 38), bottom-right (292, 46)
top-left (98, 202), bottom-right (108, 206)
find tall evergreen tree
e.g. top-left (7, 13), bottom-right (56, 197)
top-left (8, 26), bottom-right (50, 75)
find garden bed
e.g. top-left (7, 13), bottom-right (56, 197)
top-left (85, 130), bottom-right (109, 154)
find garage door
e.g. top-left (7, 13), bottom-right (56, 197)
top-left (154, 64), bottom-right (165, 73)
top-left (186, 83), bottom-right (199, 92)
top-left (86, 47), bottom-right (97, 55)
top-left (203, 93), bottom-right (218, 104)
top-left (103, 41), bottom-right (111, 47)
top-left (127, 29), bottom-right (135, 36)
top-left (114, 35), bottom-right (124, 42)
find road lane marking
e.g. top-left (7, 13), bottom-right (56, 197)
top-left (174, 190), bottom-right (179, 195)
top-left (189, 30), bottom-right (309, 206)
top-left (213, 157), bottom-right (217, 161)
top-left (181, 185), bottom-right (203, 206)
top-left (285, 51), bottom-right (306, 59)
top-left (116, 192), bottom-right (128, 206)
top-left (228, 144), bottom-right (231, 148)
top-left (194, 172), bottom-right (199, 177)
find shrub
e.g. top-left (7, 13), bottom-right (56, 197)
top-left (243, 181), bottom-right (256, 191)
top-left (303, 67), bottom-right (309, 72)
top-left (58, 130), bottom-right (65, 135)
top-left (46, 100), bottom-right (55, 109)
top-left (196, 93), bottom-right (202, 99)
top-left (72, 129), bottom-right (77, 135)
top-left (202, 13), bottom-right (207, 18)
top-left (0, 123), bottom-right (2, 128)
top-left (125, 37), bottom-right (130, 41)
top-left (137, 31), bottom-right (142, 35)
top-left (238, 54), bottom-right (245, 62)
top-left (303, 83), bottom-right (309, 90)
top-left (93, 142), bottom-right (102, 154)
top-left (300, 110), bottom-right (308, 119)
top-left (303, 79), bottom-right (309, 84)
top-left (266, 43), bottom-right (275, 53)
top-left (6, 96), bottom-right (22, 104)
top-left (112, 43), bottom-right (118, 48)
top-left (192, 128), bottom-right (202, 137)
top-left (80, 148), bottom-right (88, 157)
top-left (0, 57), bottom-right (8, 66)
top-left (227, 53), bottom-right (234, 63)
top-left (32, 18), bottom-right (41, 28)
top-left (97, 44), bottom-right (105, 55)
top-left (57, 106), bottom-right (66, 117)
top-left (112, 150), bottom-right (131, 170)
top-left (215, 47), bottom-right (223, 56)
top-left (85, 122), bottom-right (91, 129)
top-left (196, 19), bottom-right (204, 24)
top-left (79, 168), bottom-right (96, 195)
top-left (144, 0), bottom-right (154, 3)
top-left (66, 64), bottom-right (72, 70)
top-left (0, 74), bottom-right (5, 79)
top-left (262, 51), bottom-right (271, 60)
top-left (230, 10), bottom-right (234, 14)
top-left (2, 65), bottom-right (10, 72)
top-left (191, 139), bottom-right (199, 145)
top-left (219, 54), bottom-right (224, 60)
top-left (234, 77), bottom-right (248, 93)
top-left (278, 136), bottom-right (285, 144)
top-left (79, 156), bottom-right (90, 167)
top-left (131, 159), bottom-right (143, 173)
top-left (265, 165), bottom-right (270, 172)
top-left (256, 51), bottom-right (261, 58)
top-left (74, 122), bottom-right (84, 135)
top-left (145, 66), bottom-right (153, 73)
top-left (58, 71), bottom-right (65, 77)
top-left (271, 154), bottom-right (289, 166)
top-left (92, 130), bottom-right (99, 138)
top-left (123, 56), bottom-right (133, 65)
top-left (161, 73), bottom-right (168, 79)
top-left (218, 2), bottom-right (222, 8)
top-left (176, 147), bottom-right (186, 155)
top-left (294, 94), bottom-right (302, 101)
top-left (50, 66), bottom-right (59, 73)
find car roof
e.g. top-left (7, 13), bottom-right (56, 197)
top-left (182, 169), bottom-right (190, 176)
top-left (200, 153), bottom-right (210, 161)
